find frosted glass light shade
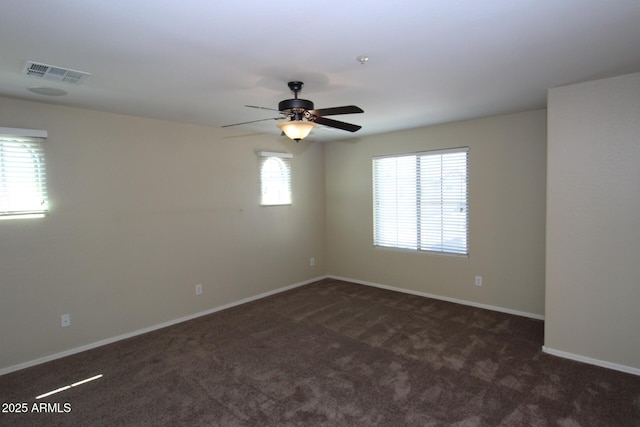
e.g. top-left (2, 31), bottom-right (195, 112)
top-left (277, 120), bottom-right (317, 141)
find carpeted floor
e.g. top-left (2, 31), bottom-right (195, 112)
top-left (1, 278), bottom-right (639, 426)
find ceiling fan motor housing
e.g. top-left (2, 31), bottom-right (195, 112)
top-left (278, 98), bottom-right (314, 113)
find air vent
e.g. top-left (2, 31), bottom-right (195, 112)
top-left (23, 61), bottom-right (90, 85)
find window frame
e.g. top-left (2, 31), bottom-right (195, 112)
top-left (372, 147), bottom-right (469, 257)
top-left (258, 151), bottom-right (292, 206)
top-left (0, 127), bottom-right (49, 220)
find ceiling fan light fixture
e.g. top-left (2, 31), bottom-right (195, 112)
top-left (277, 120), bottom-right (317, 141)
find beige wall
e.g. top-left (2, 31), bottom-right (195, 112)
top-left (325, 110), bottom-right (547, 316)
top-left (545, 73), bottom-right (640, 371)
top-left (4, 78), bottom-right (636, 374)
top-left (0, 97), bottom-right (326, 371)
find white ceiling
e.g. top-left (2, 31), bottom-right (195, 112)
top-left (1, 0), bottom-right (640, 142)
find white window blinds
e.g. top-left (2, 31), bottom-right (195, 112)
top-left (0, 127), bottom-right (49, 219)
top-left (259, 151), bottom-right (292, 206)
top-left (373, 147), bottom-right (468, 255)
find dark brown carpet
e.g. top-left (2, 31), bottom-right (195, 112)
top-left (1, 279), bottom-right (638, 426)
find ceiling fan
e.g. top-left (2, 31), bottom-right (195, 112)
top-left (222, 81), bottom-right (364, 141)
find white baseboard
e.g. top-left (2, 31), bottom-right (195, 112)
top-left (542, 346), bottom-right (640, 376)
top-left (328, 276), bottom-right (639, 376)
top-left (328, 275), bottom-right (545, 320)
top-left (5, 275), bottom-right (636, 379)
top-left (0, 276), bottom-right (326, 377)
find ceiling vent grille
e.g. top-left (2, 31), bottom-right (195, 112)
top-left (23, 61), bottom-right (90, 85)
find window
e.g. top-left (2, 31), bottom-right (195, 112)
top-left (259, 151), bottom-right (292, 206)
top-left (373, 147), bottom-right (468, 256)
top-left (0, 127), bottom-right (48, 219)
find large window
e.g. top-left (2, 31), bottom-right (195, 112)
top-left (259, 151), bottom-right (292, 206)
top-left (0, 127), bottom-right (48, 219)
top-left (373, 147), bottom-right (468, 256)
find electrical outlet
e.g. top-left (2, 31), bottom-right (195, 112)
top-left (310, 257), bottom-right (315, 266)
top-left (195, 284), bottom-right (203, 295)
top-left (475, 276), bottom-right (483, 287)
top-left (61, 313), bottom-right (71, 328)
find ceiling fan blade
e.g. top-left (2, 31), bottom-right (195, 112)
top-left (245, 105), bottom-right (284, 113)
top-left (310, 105), bottom-right (363, 116)
top-left (313, 116), bottom-right (362, 132)
top-left (221, 117), bottom-right (282, 127)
